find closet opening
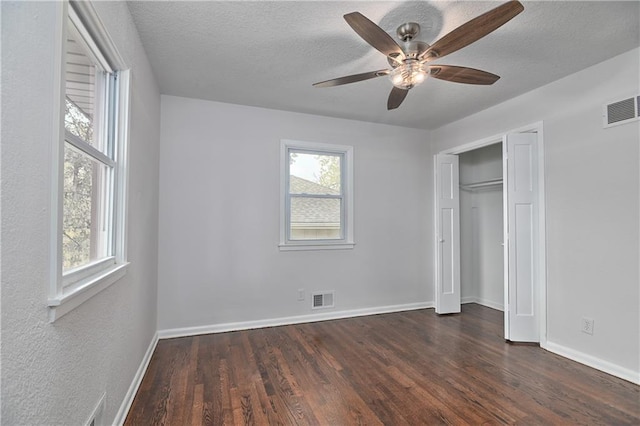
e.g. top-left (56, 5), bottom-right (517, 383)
top-left (434, 125), bottom-right (546, 343)
top-left (459, 143), bottom-right (504, 312)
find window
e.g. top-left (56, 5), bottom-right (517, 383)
top-left (49, 2), bottom-right (130, 321)
top-left (63, 17), bottom-right (113, 272)
top-left (280, 140), bottom-right (354, 250)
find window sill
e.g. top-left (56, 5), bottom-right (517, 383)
top-left (279, 242), bottom-right (355, 251)
top-left (48, 262), bottom-right (129, 322)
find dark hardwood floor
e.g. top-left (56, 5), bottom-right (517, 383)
top-left (125, 304), bottom-right (639, 425)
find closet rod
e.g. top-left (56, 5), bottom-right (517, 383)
top-left (460, 178), bottom-right (503, 190)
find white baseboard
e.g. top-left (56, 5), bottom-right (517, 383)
top-left (461, 296), bottom-right (504, 312)
top-left (543, 340), bottom-right (640, 385)
top-left (114, 331), bottom-right (159, 426)
top-left (158, 301), bottom-right (434, 339)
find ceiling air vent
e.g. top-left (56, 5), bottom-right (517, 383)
top-left (603, 95), bottom-right (639, 128)
top-left (312, 291), bottom-right (334, 309)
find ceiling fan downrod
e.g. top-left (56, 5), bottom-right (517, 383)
top-left (396, 22), bottom-right (421, 42)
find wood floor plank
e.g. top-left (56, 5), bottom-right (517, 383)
top-left (190, 383), bottom-right (204, 426)
top-left (218, 358), bottom-right (235, 424)
top-left (125, 304), bottom-right (640, 425)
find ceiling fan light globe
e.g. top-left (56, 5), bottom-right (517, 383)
top-left (391, 72), bottom-right (405, 87)
top-left (413, 72), bottom-right (426, 85)
top-left (388, 61), bottom-right (428, 90)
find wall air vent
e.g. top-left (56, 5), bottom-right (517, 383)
top-left (312, 291), bottom-right (335, 309)
top-left (603, 95), bottom-right (639, 128)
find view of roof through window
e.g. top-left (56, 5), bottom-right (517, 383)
top-left (289, 152), bottom-right (342, 240)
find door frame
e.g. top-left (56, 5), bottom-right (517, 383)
top-left (435, 121), bottom-right (547, 346)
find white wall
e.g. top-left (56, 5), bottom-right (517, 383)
top-left (158, 96), bottom-right (431, 331)
top-left (432, 48), bottom-right (640, 380)
top-left (459, 144), bottom-right (504, 310)
top-left (1, 2), bottom-right (161, 424)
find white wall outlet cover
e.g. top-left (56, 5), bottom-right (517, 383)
top-left (581, 317), bottom-right (594, 335)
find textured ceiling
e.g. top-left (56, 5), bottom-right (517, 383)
top-left (127, 1), bottom-right (640, 130)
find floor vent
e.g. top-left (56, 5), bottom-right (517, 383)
top-left (603, 95), bottom-right (639, 128)
top-left (312, 291), bottom-right (334, 309)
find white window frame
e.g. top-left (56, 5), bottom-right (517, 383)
top-left (48, 1), bottom-right (130, 322)
top-left (279, 139), bottom-right (354, 251)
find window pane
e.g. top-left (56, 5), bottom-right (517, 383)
top-left (65, 17), bottom-right (105, 150)
top-left (290, 197), bottom-right (342, 240)
top-left (289, 152), bottom-right (341, 194)
top-left (63, 143), bottom-right (110, 271)
top-left (65, 98), bottom-right (94, 142)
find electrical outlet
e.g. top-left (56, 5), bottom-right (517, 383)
top-left (297, 288), bottom-right (305, 301)
top-left (581, 317), bottom-right (594, 335)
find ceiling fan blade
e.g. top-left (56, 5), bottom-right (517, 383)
top-left (421, 0), bottom-right (524, 61)
top-left (344, 12), bottom-right (406, 62)
top-left (387, 86), bottom-right (409, 110)
top-left (313, 69), bottom-right (390, 88)
top-left (429, 65), bottom-right (500, 85)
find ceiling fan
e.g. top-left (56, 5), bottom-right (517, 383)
top-left (313, 0), bottom-right (524, 110)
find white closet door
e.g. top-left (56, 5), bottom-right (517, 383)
top-left (435, 154), bottom-right (461, 314)
top-left (505, 133), bottom-right (539, 341)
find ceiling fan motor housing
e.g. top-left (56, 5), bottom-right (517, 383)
top-left (388, 39), bottom-right (431, 67)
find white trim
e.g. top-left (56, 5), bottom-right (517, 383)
top-left (68, 5), bottom-right (112, 73)
top-left (50, 0), bottom-right (67, 303)
top-left (535, 123), bottom-right (547, 347)
top-left (63, 256), bottom-right (116, 287)
top-left (543, 341), bottom-right (640, 385)
top-left (461, 296), bottom-right (504, 312)
top-left (502, 135), bottom-right (510, 339)
top-left (49, 6), bottom-right (130, 322)
top-left (280, 139), bottom-right (355, 251)
top-left (69, 0), bottom-right (126, 70)
top-left (114, 70), bottom-right (131, 264)
top-left (158, 302), bottom-right (433, 339)
top-left (48, 263), bottom-right (129, 322)
top-left (114, 332), bottom-right (159, 426)
top-left (84, 392), bottom-right (105, 426)
top-left (441, 135), bottom-right (503, 155)
top-left (278, 243), bottom-right (355, 251)
top-left (65, 130), bottom-right (115, 167)
top-left (440, 121), bottom-right (544, 155)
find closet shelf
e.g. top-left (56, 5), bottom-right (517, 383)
top-left (460, 178), bottom-right (503, 191)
